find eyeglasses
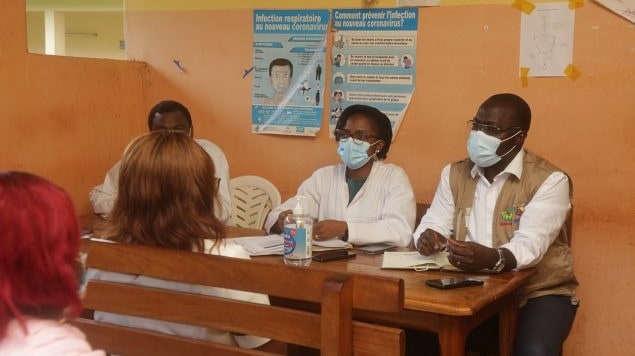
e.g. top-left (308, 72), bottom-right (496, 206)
top-left (467, 120), bottom-right (522, 136)
top-left (334, 129), bottom-right (378, 144)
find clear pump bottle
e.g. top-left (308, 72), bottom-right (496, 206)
top-left (283, 196), bottom-right (313, 266)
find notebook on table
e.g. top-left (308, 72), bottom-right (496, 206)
top-left (381, 251), bottom-right (460, 271)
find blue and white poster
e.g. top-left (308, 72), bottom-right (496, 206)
top-left (329, 8), bottom-right (418, 138)
top-left (252, 10), bottom-right (330, 136)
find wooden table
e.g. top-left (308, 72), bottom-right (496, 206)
top-left (77, 216), bottom-right (533, 355)
top-left (254, 250), bottom-right (535, 356)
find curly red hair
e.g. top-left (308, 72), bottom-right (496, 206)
top-left (0, 171), bottom-right (81, 338)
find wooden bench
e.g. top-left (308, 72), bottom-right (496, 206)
top-left (72, 240), bottom-right (405, 355)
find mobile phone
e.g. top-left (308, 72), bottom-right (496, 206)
top-left (425, 277), bottom-right (484, 290)
top-left (312, 250), bottom-right (357, 262)
top-left (356, 243), bottom-right (397, 255)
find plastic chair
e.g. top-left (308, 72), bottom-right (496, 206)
top-left (229, 175), bottom-right (281, 230)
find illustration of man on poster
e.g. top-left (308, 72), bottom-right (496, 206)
top-left (263, 58), bottom-right (294, 106)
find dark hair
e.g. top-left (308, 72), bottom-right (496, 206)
top-left (0, 171), bottom-right (82, 338)
top-left (335, 105), bottom-right (393, 160)
top-left (146, 100), bottom-right (192, 131)
top-left (485, 93), bottom-right (532, 131)
top-left (268, 58), bottom-right (293, 77)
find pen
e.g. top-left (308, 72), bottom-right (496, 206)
top-left (263, 242), bottom-right (283, 249)
top-left (441, 236), bottom-right (452, 252)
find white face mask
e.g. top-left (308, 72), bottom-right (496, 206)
top-left (337, 138), bottom-right (379, 170)
top-left (467, 130), bottom-right (522, 167)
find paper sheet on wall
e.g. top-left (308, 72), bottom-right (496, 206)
top-left (594, 0), bottom-right (635, 23)
top-left (519, 2), bottom-right (575, 77)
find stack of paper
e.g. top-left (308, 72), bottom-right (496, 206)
top-left (231, 235), bottom-right (284, 256)
top-left (230, 235), bottom-right (353, 256)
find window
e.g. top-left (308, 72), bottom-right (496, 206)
top-left (26, 0), bottom-right (125, 60)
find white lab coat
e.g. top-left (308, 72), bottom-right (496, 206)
top-left (264, 161), bottom-right (416, 247)
top-left (89, 139), bottom-right (232, 223)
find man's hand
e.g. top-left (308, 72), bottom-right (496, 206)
top-left (416, 229), bottom-right (447, 256)
top-left (313, 220), bottom-right (348, 241)
top-left (446, 238), bottom-right (498, 271)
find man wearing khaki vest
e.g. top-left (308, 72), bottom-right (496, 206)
top-left (413, 93), bottom-right (578, 355)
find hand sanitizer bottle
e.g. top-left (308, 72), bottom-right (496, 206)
top-left (283, 196), bottom-right (313, 266)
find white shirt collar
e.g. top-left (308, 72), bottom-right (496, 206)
top-left (470, 149), bottom-right (525, 181)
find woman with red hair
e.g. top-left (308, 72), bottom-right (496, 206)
top-left (0, 171), bottom-right (103, 355)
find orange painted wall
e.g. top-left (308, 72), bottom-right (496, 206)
top-left (0, 1), bottom-right (157, 214)
top-left (125, 4), bottom-right (634, 355)
top-left (1, 0), bottom-right (633, 354)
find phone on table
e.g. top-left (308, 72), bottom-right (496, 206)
top-left (425, 277), bottom-right (484, 290)
top-left (356, 243), bottom-right (397, 255)
top-left (312, 250), bottom-right (356, 262)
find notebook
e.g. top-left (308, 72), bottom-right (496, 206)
top-left (381, 251), bottom-right (460, 271)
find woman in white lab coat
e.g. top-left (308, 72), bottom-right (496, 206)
top-left (265, 104), bottom-right (416, 247)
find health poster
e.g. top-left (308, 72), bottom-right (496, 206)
top-left (329, 8), bottom-right (418, 138)
top-left (252, 10), bottom-right (330, 136)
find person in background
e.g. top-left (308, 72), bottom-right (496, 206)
top-left (89, 100), bottom-right (232, 223)
top-left (265, 104), bottom-right (416, 247)
top-left (88, 131), bottom-right (283, 352)
top-left (412, 93), bottom-right (578, 355)
top-left (0, 171), bottom-right (104, 355)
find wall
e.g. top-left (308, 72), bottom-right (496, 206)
top-left (65, 12), bottom-right (126, 60)
top-left (26, 11), bottom-right (126, 59)
top-left (1, 0), bottom-right (633, 355)
top-left (0, 1), bottom-right (154, 214)
top-left (125, 2), bottom-right (634, 355)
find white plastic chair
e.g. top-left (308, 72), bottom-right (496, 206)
top-left (229, 175), bottom-right (281, 230)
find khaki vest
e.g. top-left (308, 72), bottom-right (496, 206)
top-left (449, 150), bottom-right (578, 306)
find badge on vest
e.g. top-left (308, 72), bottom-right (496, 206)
top-left (500, 203), bottom-right (526, 226)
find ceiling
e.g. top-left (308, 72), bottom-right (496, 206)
top-left (26, 0), bottom-right (123, 12)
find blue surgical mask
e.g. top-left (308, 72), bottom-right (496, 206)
top-left (467, 130), bottom-right (521, 167)
top-left (337, 138), bottom-right (378, 170)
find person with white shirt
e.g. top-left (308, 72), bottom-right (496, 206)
top-left (265, 104), bottom-right (416, 248)
top-left (412, 93), bottom-right (578, 355)
top-left (88, 131), bottom-right (283, 352)
top-left (89, 100), bottom-right (232, 223)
